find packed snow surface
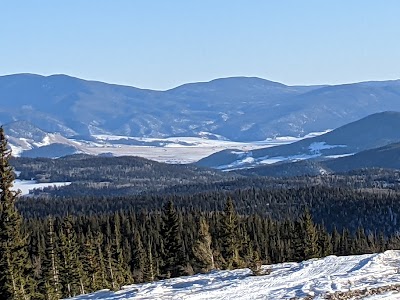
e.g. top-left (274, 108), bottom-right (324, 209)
top-left (67, 251), bottom-right (400, 300)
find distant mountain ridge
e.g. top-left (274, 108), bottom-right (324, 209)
top-left (1, 73), bottom-right (400, 141)
top-left (1, 73), bottom-right (400, 158)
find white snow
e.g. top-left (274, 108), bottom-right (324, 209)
top-left (326, 153), bottom-right (355, 159)
top-left (9, 144), bottom-right (25, 156)
top-left (218, 153), bottom-right (320, 171)
top-left (32, 135), bottom-right (52, 147)
top-left (259, 153), bottom-right (319, 164)
top-left (86, 135), bottom-right (308, 164)
top-left (218, 140), bottom-right (351, 171)
top-left (8, 131), bottom-right (330, 165)
top-left (13, 179), bottom-right (71, 196)
top-left (308, 142), bottom-right (347, 154)
top-left (66, 251), bottom-right (400, 300)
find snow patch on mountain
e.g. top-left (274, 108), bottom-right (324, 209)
top-left (308, 142), bottom-right (347, 154)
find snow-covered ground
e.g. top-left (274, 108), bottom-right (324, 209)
top-left (9, 131), bottom-right (330, 164)
top-left (84, 135), bottom-right (311, 164)
top-left (217, 141), bottom-right (351, 171)
top-left (67, 251), bottom-right (400, 300)
top-left (13, 179), bottom-right (71, 196)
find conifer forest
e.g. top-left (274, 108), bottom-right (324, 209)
top-left (2, 127), bottom-right (400, 299)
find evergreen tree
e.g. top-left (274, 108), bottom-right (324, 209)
top-left (160, 201), bottom-right (186, 278)
top-left (82, 230), bottom-right (103, 293)
top-left (94, 232), bottom-right (108, 289)
top-left (111, 213), bottom-right (132, 286)
top-left (192, 217), bottom-right (215, 273)
top-left (219, 197), bottom-right (242, 269)
top-left (131, 229), bottom-right (146, 282)
top-left (301, 209), bottom-right (320, 259)
top-left (0, 127), bottom-right (30, 299)
top-left (41, 217), bottom-right (61, 300)
top-left (58, 216), bottom-right (84, 297)
top-left (143, 238), bottom-right (156, 282)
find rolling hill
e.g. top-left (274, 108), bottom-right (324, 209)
top-left (197, 111), bottom-right (400, 170)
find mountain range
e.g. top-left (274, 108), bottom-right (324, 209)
top-left (2, 74), bottom-right (400, 159)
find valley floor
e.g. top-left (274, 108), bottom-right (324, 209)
top-left (67, 250), bottom-right (400, 300)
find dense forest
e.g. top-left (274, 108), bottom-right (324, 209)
top-left (17, 185), bottom-right (400, 236)
top-left (2, 130), bottom-right (400, 299)
top-left (11, 155), bottom-right (400, 197)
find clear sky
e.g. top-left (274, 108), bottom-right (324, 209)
top-left (1, 1), bottom-right (400, 90)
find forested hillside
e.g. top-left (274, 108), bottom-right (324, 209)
top-left (4, 134), bottom-right (400, 299)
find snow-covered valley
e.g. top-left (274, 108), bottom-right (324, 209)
top-left (67, 251), bottom-right (400, 300)
top-left (9, 132), bottom-right (312, 164)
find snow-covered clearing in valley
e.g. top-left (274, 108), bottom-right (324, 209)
top-left (86, 135), bottom-right (308, 164)
top-left (67, 250), bottom-right (400, 300)
top-left (13, 179), bottom-right (71, 196)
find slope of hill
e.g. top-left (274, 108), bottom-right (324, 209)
top-left (2, 74), bottom-right (400, 145)
top-left (238, 141), bottom-right (400, 177)
top-left (197, 111), bottom-right (400, 170)
top-left (324, 141), bottom-right (400, 173)
top-left (67, 251), bottom-right (400, 300)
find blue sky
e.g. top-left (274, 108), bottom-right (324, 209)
top-left (1, 1), bottom-right (399, 90)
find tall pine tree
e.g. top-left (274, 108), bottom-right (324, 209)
top-left (0, 126), bottom-right (30, 300)
top-left (192, 217), bottom-right (215, 273)
top-left (160, 201), bottom-right (186, 278)
top-left (219, 197), bottom-right (243, 269)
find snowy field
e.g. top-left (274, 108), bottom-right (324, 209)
top-left (85, 135), bottom-right (307, 164)
top-left (67, 250), bottom-right (400, 300)
top-left (13, 179), bottom-right (71, 196)
top-left (9, 131), bottom-right (330, 164)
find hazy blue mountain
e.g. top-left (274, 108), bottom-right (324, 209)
top-left (197, 112), bottom-right (400, 169)
top-left (1, 73), bottom-right (400, 142)
top-left (2, 73), bottom-right (400, 160)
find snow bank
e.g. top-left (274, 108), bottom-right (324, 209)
top-left (67, 251), bottom-right (400, 300)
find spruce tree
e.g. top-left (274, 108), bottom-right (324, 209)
top-left (160, 201), bottom-right (186, 278)
top-left (131, 230), bottom-right (146, 282)
top-left (143, 238), bottom-right (156, 282)
top-left (82, 229), bottom-right (103, 293)
top-left (192, 217), bottom-right (215, 273)
top-left (219, 197), bottom-right (242, 269)
top-left (94, 232), bottom-right (108, 289)
top-left (111, 213), bottom-right (132, 286)
top-left (58, 216), bottom-right (84, 297)
top-left (301, 209), bottom-right (320, 259)
top-left (0, 127), bottom-right (30, 300)
top-left (41, 217), bottom-right (61, 300)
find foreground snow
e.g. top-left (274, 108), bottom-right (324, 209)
top-left (67, 251), bottom-right (400, 300)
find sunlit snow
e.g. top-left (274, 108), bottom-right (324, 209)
top-left (67, 251), bottom-right (400, 300)
top-left (13, 179), bottom-right (71, 196)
